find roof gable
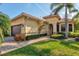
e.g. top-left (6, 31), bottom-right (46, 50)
top-left (11, 12), bottom-right (42, 22)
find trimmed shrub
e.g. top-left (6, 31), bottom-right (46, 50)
top-left (51, 34), bottom-right (64, 39)
top-left (26, 34), bottom-right (47, 40)
top-left (75, 30), bottom-right (79, 32)
top-left (69, 32), bottom-right (79, 38)
top-left (58, 32), bottom-right (65, 36)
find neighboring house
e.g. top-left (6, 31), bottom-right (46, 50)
top-left (11, 12), bottom-right (74, 36)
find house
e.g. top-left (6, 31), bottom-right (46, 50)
top-left (11, 12), bottom-right (48, 36)
top-left (43, 15), bottom-right (75, 35)
top-left (11, 12), bottom-right (75, 36)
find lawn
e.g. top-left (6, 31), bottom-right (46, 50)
top-left (3, 40), bottom-right (79, 56)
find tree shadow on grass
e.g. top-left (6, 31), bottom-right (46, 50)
top-left (60, 40), bottom-right (79, 51)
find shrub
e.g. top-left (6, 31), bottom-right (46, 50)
top-left (58, 32), bottom-right (65, 36)
top-left (75, 30), bottom-right (79, 32)
top-left (69, 32), bottom-right (79, 38)
top-left (26, 34), bottom-right (47, 40)
top-left (51, 34), bottom-right (64, 39)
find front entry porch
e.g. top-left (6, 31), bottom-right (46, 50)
top-left (48, 23), bottom-right (74, 34)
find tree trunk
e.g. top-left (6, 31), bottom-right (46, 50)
top-left (64, 3), bottom-right (68, 38)
top-left (0, 28), bottom-right (4, 43)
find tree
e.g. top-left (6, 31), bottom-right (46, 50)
top-left (72, 12), bottom-right (79, 32)
top-left (0, 12), bottom-right (11, 43)
top-left (50, 3), bottom-right (78, 38)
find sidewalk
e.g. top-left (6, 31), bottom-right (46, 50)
top-left (0, 36), bottom-right (49, 55)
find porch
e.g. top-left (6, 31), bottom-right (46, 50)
top-left (48, 22), bottom-right (74, 35)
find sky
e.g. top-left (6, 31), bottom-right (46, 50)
top-left (0, 3), bottom-right (51, 19)
top-left (0, 3), bottom-right (79, 19)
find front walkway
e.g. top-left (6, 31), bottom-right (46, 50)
top-left (0, 36), bottom-right (49, 55)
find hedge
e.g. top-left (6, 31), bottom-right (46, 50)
top-left (50, 34), bottom-right (64, 39)
top-left (26, 34), bottom-right (47, 40)
top-left (69, 32), bottom-right (79, 38)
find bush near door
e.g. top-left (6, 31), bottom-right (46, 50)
top-left (26, 34), bottom-right (47, 40)
top-left (68, 32), bottom-right (79, 38)
top-left (50, 34), bottom-right (64, 39)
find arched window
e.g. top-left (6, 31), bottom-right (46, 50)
top-left (57, 23), bottom-right (59, 33)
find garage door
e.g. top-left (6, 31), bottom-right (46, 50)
top-left (11, 25), bottom-right (22, 36)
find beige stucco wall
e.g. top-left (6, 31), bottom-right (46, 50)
top-left (11, 16), bottom-right (41, 36)
top-left (40, 24), bottom-right (49, 34)
top-left (45, 17), bottom-right (59, 33)
top-left (25, 19), bottom-right (39, 35)
top-left (46, 17), bottom-right (59, 24)
top-left (11, 16), bottom-right (25, 26)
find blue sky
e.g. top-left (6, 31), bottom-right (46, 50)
top-left (0, 3), bottom-right (51, 19)
top-left (0, 3), bottom-right (79, 19)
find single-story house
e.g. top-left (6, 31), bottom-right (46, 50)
top-left (11, 12), bottom-right (48, 36)
top-left (43, 15), bottom-right (74, 35)
top-left (11, 12), bottom-right (74, 36)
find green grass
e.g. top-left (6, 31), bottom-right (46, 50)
top-left (3, 40), bottom-right (79, 56)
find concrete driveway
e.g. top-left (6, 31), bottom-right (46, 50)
top-left (0, 36), bottom-right (49, 55)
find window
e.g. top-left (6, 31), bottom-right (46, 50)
top-left (69, 24), bottom-right (72, 32)
top-left (57, 23), bottom-right (59, 33)
top-left (61, 24), bottom-right (65, 32)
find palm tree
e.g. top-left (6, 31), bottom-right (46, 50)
top-left (50, 3), bottom-right (78, 38)
top-left (0, 12), bottom-right (11, 43)
top-left (72, 12), bottom-right (79, 19)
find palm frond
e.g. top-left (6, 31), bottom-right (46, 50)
top-left (50, 3), bottom-right (62, 10)
top-left (72, 12), bottom-right (79, 19)
top-left (67, 3), bottom-right (77, 13)
top-left (70, 9), bottom-right (78, 13)
top-left (52, 5), bottom-right (64, 15)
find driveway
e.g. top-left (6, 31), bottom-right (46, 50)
top-left (0, 36), bottom-right (49, 55)
top-left (4, 37), bottom-right (15, 42)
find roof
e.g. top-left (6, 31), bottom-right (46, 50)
top-left (58, 19), bottom-right (74, 23)
top-left (43, 14), bottom-right (61, 20)
top-left (11, 12), bottom-right (42, 22)
top-left (11, 12), bottom-right (49, 25)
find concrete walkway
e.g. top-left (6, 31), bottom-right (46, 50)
top-left (0, 36), bottom-right (49, 55)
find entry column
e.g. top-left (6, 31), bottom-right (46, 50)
top-left (59, 24), bottom-right (61, 32)
top-left (72, 24), bottom-right (74, 32)
top-left (53, 23), bottom-right (57, 34)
